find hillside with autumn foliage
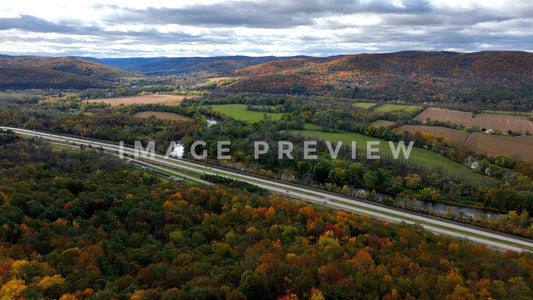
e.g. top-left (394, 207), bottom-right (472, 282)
top-left (226, 51), bottom-right (533, 109)
top-left (0, 56), bottom-right (131, 90)
top-left (1, 136), bottom-right (532, 299)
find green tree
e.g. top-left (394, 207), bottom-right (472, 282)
top-left (313, 161), bottom-right (334, 182)
top-left (239, 270), bottom-right (270, 300)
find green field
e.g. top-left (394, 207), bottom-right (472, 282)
top-left (296, 130), bottom-right (490, 185)
top-left (304, 123), bottom-right (321, 130)
top-left (209, 104), bottom-right (283, 122)
top-left (480, 110), bottom-right (532, 117)
top-left (374, 104), bottom-right (422, 114)
top-left (200, 77), bottom-right (236, 85)
top-left (352, 102), bottom-right (377, 109)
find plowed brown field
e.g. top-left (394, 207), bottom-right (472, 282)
top-left (398, 125), bottom-right (469, 144)
top-left (399, 124), bottom-right (533, 161)
top-left (415, 108), bottom-right (533, 133)
top-left (465, 133), bottom-right (533, 161)
top-left (87, 94), bottom-right (193, 106)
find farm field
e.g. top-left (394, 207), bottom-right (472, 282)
top-left (415, 108), bottom-right (533, 133)
top-left (87, 94), bottom-right (193, 106)
top-left (210, 104), bottom-right (283, 122)
top-left (371, 120), bottom-right (395, 127)
top-left (296, 129), bottom-right (490, 184)
top-left (399, 125), bottom-right (533, 161)
top-left (352, 102), bottom-right (377, 109)
top-left (398, 125), bottom-right (469, 144)
top-left (133, 111), bottom-right (193, 121)
top-left (374, 104), bottom-right (422, 114)
top-left (465, 133), bottom-right (533, 161)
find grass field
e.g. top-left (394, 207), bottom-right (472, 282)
top-left (415, 108), bottom-right (533, 133)
top-left (352, 102), bottom-right (377, 109)
top-left (296, 129), bottom-right (490, 184)
top-left (371, 120), bottom-right (395, 127)
top-left (209, 104), bottom-right (283, 122)
top-left (480, 110), bottom-right (532, 117)
top-left (374, 104), bottom-right (422, 114)
top-left (133, 111), bottom-right (193, 121)
top-left (87, 94), bottom-right (194, 106)
top-left (304, 123), bottom-right (322, 130)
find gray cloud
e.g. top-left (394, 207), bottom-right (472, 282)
top-left (101, 0), bottom-right (432, 28)
top-left (0, 15), bottom-right (204, 44)
top-left (0, 15), bottom-right (74, 33)
top-left (0, 0), bottom-right (532, 57)
top-left (0, 14), bottom-right (106, 36)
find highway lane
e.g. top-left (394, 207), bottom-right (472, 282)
top-left (3, 126), bottom-right (532, 252)
top-left (126, 157), bottom-right (213, 186)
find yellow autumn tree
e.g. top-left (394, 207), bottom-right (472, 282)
top-left (130, 289), bottom-right (145, 300)
top-left (10, 260), bottom-right (30, 278)
top-left (37, 274), bottom-right (65, 289)
top-left (58, 294), bottom-right (77, 300)
top-left (309, 287), bottom-right (325, 300)
top-left (0, 279), bottom-right (27, 299)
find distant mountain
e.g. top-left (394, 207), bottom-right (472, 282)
top-left (226, 51), bottom-right (533, 107)
top-left (83, 56), bottom-right (309, 76)
top-left (0, 56), bottom-right (132, 90)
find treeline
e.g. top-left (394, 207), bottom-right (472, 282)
top-left (200, 174), bottom-right (267, 195)
top-left (1, 138), bottom-right (532, 299)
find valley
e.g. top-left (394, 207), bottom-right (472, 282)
top-left (1, 51), bottom-right (533, 299)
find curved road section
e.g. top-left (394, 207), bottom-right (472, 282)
top-left (3, 126), bottom-right (533, 253)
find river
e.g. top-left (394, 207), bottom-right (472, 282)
top-left (356, 188), bottom-right (502, 220)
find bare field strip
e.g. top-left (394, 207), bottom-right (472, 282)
top-left (465, 133), bottom-right (533, 161)
top-left (371, 120), bottom-right (395, 127)
top-left (133, 111), bottom-right (193, 121)
top-left (415, 108), bottom-right (533, 133)
top-left (398, 125), bottom-right (469, 144)
top-left (87, 94), bottom-right (194, 106)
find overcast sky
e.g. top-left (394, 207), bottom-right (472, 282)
top-left (1, 0), bottom-right (532, 57)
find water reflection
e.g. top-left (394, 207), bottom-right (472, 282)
top-left (170, 142), bottom-right (184, 159)
top-left (355, 188), bottom-right (501, 220)
top-left (207, 118), bottom-right (217, 126)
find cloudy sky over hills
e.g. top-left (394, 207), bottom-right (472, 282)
top-left (0, 0), bottom-right (531, 57)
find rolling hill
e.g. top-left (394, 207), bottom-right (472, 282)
top-left (0, 56), bottom-right (131, 89)
top-left (3, 51), bottom-right (533, 109)
top-left (225, 51), bottom-right (533, 108)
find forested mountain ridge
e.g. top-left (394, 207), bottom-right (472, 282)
top-left (0, 56), bottom-right (131, 90)
top-left (227, 51), bottom-right (533, 108)
top-left (83, 56), bottom-right (309, 76)
top-left (3, 51), bottom-right (532, 107)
